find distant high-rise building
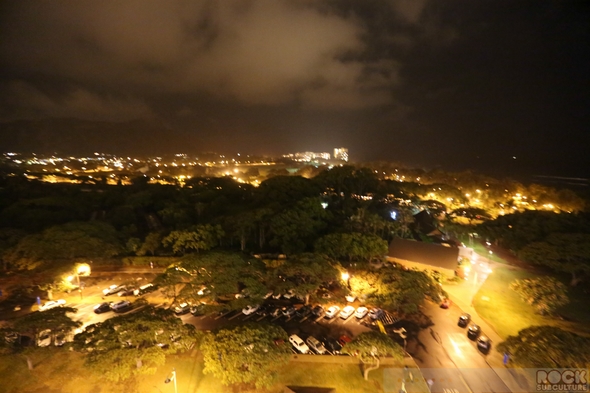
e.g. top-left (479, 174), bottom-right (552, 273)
top-left (334, 148), bottom-right (348, 162)
top-left (283, 151), bottom-right (330, 162)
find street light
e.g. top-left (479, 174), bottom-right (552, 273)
top-left (341, 272), bottom-right (349, 281)
top-left (164, 368), bottom-right (177, 393)
top-left (73, 263), bottom-right (91, 299)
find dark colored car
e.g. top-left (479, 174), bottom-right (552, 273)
top-left (440, 298), bottom-right (451, 309)
top-left (296, 305), bottom-right (312, 318)
top-left (322, 337), bottom-right (342, 354)
top-left (477, 335), bottom-right (492, 353)
top-left (190, 304), bottom-right (206, 316)
top-left (458, 313), bottom-right (471, 327)
top-left (311, 305), bottom-right (325, 317)
top-left (467, 324), bottom-right (481, 340)
top-left (111, 300), bottom-right (132, 313)
top-left (118, 287), bottom-right (136, 297)
top-left (93, 302), bottom-right (112, 314)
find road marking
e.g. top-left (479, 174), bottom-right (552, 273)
top-left (228, 312), bottom-right (243, 320)
top-left (255, 314), bottom-right (266, 321)
top-left (341, 317), bottom-right (352, 325)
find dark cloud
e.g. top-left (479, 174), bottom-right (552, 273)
top-left (0, 0), bottom-right (588, 178)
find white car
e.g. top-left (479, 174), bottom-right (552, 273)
top-left (306, 336), bottom-right (327, 355)
top-left (324, 306), bottom-right (340, 319)
top-left (39, 299), bottom-right (66, 311)
top-left (242, 305), bottom-right (260, 315)
top-left (355, 306), bottom-right (368, 319)
top-left (339, 305), bottom-right (355, 319)
top-left (103, 284), bottom-right (124, 296)
top-left (37, 329), bottom-right (52, 347)
top-left (289, 334), bottom-right (310, 354)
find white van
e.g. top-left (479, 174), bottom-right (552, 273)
top-left (289, 334), bottom-right (309, 354)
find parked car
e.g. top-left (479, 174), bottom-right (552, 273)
top-left (289, 334), bottom-right (310, 354)
top-left (345, 295), bottom-right (356, 303)
top-left (190, 304), bottom-right (206, 316)
top-left (39, 299), bottom-right (66, 311)
top-left (323, 337), bottom-right (342, 354)
top-left (369, 308), bottom-right (384, 320)
top-left (476, 335), bottom-right (492, 353)
top-left (338, 335), bottom-right (352, 347)
top-left (4, 332), bottom-right (19, 344)
top-left (37, 329), bottom-right (52, 347)
top-left (103, 284), bottom-right (124, 296)
top-left (93, 302), bottom-right (112, 314)
top-left (311, 305), bottom-right (325, 317)
top-left (458, 313), bottom-right (471, 327)
top-left (306, 336), bottom-right (327, 355)
top-left (174, 303), bottom-right (191, 315)
top-left (339, 305), bottom-right (355, 319)
top-left (118, 287), bottom-right (136, 297)
top-left (354, 306), bottom-right (368, 319)
top-left (440, 298), bottom-right (451, 309)
top-left (324, 306), bottom-right (340, 319)
top-left (242, 305), bottom-right (260, 315)
top-left (270, 306), bottom-right (282, 318)
top-left (467, 324), bottom-right (481, 340)
top-left (283, 290), bottom-right (296, 299)
top-left (111, 300), bottom-right (132, 313)
top-left (296, 305), bottom-right (312, 318)
top-left (134, 283), bottom-right (157, 296)
top-left (281, 306), bottom-right (296, 317)
top-left (54, 332), bottom-right (68, 347)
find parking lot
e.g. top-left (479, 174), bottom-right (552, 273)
top-left (176, 300), bottom-right (399, 356)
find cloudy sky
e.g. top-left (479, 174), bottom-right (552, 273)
top-left (0, 0), bottom-right (588, 178)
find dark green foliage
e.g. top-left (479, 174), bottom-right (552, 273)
top-left (498, 326), bottom-right (590, 368)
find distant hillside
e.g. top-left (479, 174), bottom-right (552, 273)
top-left (0, 118), bottom-right (192, 156)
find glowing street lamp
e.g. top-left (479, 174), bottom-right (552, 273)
top-left (341, 272), bottom-right (350, 281)
top-left (164, 368), bottom-right (177, 393)
top-left (73, 263), bottom-right (91, 299)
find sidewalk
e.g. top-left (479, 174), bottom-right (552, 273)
top-left (443, 284), bottom-right (534, 393)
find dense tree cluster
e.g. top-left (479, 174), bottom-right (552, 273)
top-left (498, 326), bottom-right (590, 368)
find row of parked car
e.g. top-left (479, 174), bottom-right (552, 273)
top-left (239, 303), bottom-right (385, 323)
top-left (102, 283), bottom-right (157, 297)
top-left (458, 313), bottom-right (492, 353)
top-left (288, 333), bottom-right (352, 355)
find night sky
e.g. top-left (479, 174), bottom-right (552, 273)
top-left (0, 1), bottom-right (588, 178)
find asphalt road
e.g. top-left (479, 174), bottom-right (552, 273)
top-left (408, 300), bottom-right (511, 393)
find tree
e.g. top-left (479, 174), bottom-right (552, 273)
top-left (13, 307), bottom-right (81, 344)
top-left (518, 233), bottom-right (590, 286)
top-left (177, 252), bottom-right (266, 306)
top-left (315, 232), bottom-right (387, 262)
top-left (162, 224), bottom-right (224, 254)
top-left (200, 323), bottom-right (291, 389)
top-left (269, 253), bottom-right (339, 304)
top-left (74, 306), bottom-right (198, 382)
top-left (138, 232), bottom-right (162, 256)
top-left (509, 277), bottom-right (568, 314)
top-left (4, 221), bottom-right (122, 271)
top-left (497, 326), bottom-right (590, 368)
top-left (342, 331), bottom-right (404, 380)
top-left (269, 198), bottom-right (329, 254)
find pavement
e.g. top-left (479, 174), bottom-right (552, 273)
top-left (442, 264), bottom-right (535, 393)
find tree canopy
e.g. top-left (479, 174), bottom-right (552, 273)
top-left (342, 331), bottom-right (404, 380)
top-left (497, 326), bottom-right (590, 368)
top-left (200, 323), bottom-right (291, 388)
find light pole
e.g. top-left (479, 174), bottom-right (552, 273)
top-left (75, 264), bottom-right (91, 299)
top-left (164, 368), bottom-right (177, 393)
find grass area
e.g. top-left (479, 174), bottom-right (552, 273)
top-left (0, 349), bottom-right (427, 393)
top-left (473, 267), bottom-right (590, 340)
